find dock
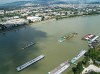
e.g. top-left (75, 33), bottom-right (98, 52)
top-left (70, 50), bottom-right (87, 64)
top-left (48, 50), bottom-right (87, 74)
top-left (48, 61), bottom-right (70, 74)
top-left (82, 34), bottom-right (99, 41)
top-left (82, 34), bottom-right (100, 48)
top-left (16, 55), bottom-right (45, 72)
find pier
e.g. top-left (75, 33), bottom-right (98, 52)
top-left (48, 50), bottom-right (87, 74)
top-left (16, 55), bottom-right (45, 72)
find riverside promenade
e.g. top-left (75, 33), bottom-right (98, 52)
top-left (82, 65), bottom-right (100, 74)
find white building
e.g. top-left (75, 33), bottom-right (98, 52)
top-left (13, 16), bottom-right (20, 19)
top-left (27, 16), bottom-right (42, 22)
top-left (0, 10), bottom-right (4, 15)
top-left (2, 19), bottom-right (28, 28)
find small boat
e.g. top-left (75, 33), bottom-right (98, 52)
top-left (22, 42), bottom-right (36, 49)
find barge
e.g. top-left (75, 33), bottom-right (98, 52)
top-left (16, 55), bottom-right (45, 71)
top-left (58, 32), bottom-right (78, 42)
top-left (48, 61), bottom-right (70, 74)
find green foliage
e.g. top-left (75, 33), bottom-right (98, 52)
top-left (87, 71), bottom-right (100, 74)
top-left (85, 48), bottom-right (100, 61)
top-left (72, 61), bottom-right (83, 74)
top-left (28, 20), bottom-right (33, 23)
top-left (82, 56), bottom-right (89, 65)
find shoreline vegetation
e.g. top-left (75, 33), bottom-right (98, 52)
top-left (56, 13), bottom-right (100, 20)
top-left (72, 43), bottom-right (100, 74)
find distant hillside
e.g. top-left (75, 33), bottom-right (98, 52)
top-left (88, 1), bottom-right (100, 4)
top-left (0, 0), bottom-right (49, 9)
top-left (0, 0), bottom-right (100, 9)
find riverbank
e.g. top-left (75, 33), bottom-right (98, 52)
top-left (0, 23), bottom-right (28, 33)
top-left (29, 18), bottom-right (56, 25)
top-left (0, 13), bottom-right (100, 33)
top-left (56, 13), bottom-right (100, 20)
top-left (0, 18), bottom-right (56, 33)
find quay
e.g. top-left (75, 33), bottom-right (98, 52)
top-left (16, 55), bottom-right (45, 72)
top-left (48, 61), bottom-right (70, 74)
top-left (89, 35), bottom-right (100, 43)
top-left (48, 50), bottom-right (87, 74)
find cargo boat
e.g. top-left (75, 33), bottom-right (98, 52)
top-left (48, 61), bottom-right (70, 74)
top-left (16, 55), bottom-right (45, 72)
top-left (58, 32), bottom-right (78, 42)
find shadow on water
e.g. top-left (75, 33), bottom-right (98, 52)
top-left (0, 25), bottom-right (47, 74)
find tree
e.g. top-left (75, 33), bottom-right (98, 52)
top-left (28, 20), bottom-right (33, 23)
top-left (72, 67), bottom-right (77, 73)
top-left (41, 16), bottom-right (44, 21)
top-left (88, 71), bottom-right (100, 74)
top-left (77, 61), bottom-right (83, 73)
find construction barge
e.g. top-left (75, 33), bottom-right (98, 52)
top-left (22, 42), bottom-right (35, 49)
top-left (48, 61), bottom-right (70, 74)
top-left (58, 32), bottom-right (78, 42)
top-left (16, 55), bottom-right (45, 72)
top-left (70, 50), bottom-right (87, 64)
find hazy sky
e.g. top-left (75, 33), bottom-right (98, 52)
top-left (0, 0), bottom-right (29, 4)
top-left (0, 0), bottom-right (100, 5)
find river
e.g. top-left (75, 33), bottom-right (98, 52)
top-left (0, 15), bottom-right (100, 74)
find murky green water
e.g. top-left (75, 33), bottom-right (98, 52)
top-left (0, 15), bottom-right (100, 74)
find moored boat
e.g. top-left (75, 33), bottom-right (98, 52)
top-left (16, 55), bottom-right (45, 72)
